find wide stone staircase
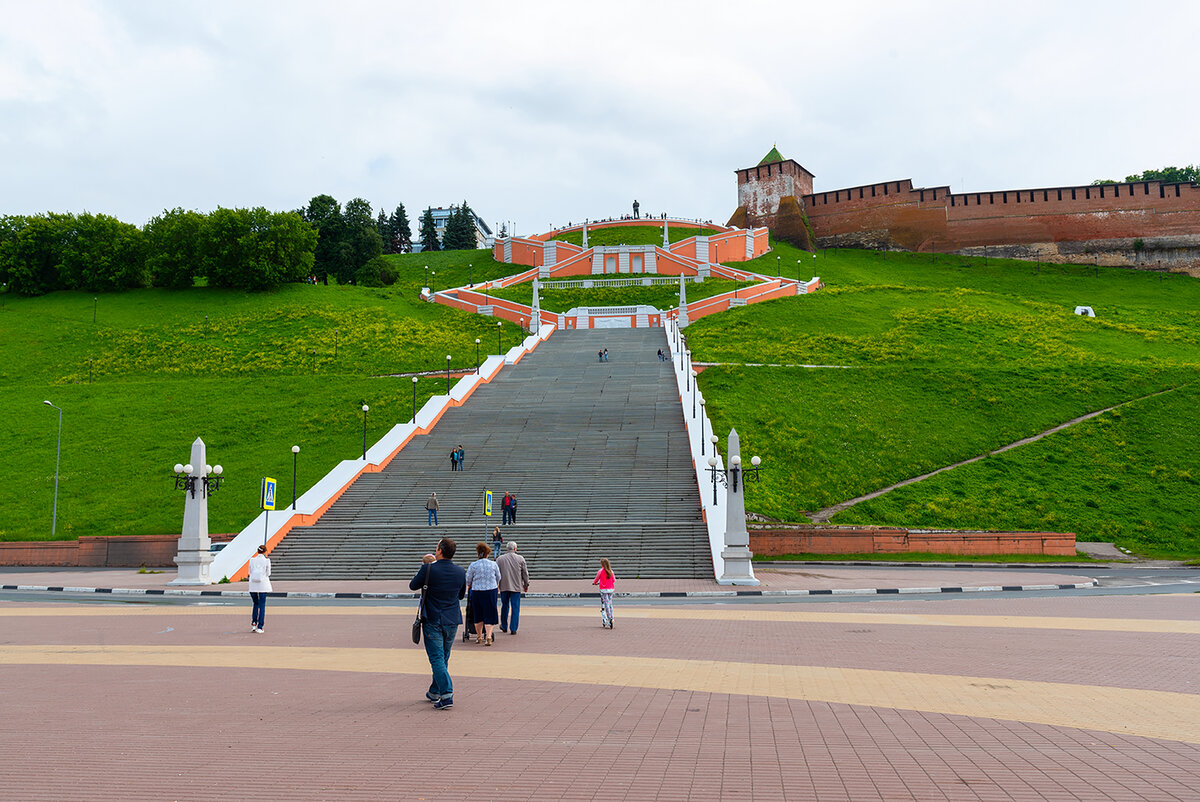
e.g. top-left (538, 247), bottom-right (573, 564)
top-left (270, 328), bottom-right (711, 580)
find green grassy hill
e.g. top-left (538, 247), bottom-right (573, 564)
top-left (0, 250), bottom-right (519, 541)
top-left (689, 242), bottom-right (1200, 558)
top-left (5, 242), bottom-right (1200, 558)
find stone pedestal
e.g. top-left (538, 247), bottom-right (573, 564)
top-left (170, 437), bottom-right (215, 585)
top-left (718, 428), bottom-right (759, 585)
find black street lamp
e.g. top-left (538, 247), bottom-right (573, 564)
top-left (92, 296), bottom-right (97, 325)
top-left (361, 404), bottom-right (369, 459)
top-left (700, 400), bottom-right (707, 455)
top-left (685, 351), bottom-right (692, 390)
top-left (291, 445), bottom-right (300, 510)
top-left (691, 370), bottom-right (697, 416)
top-left (431, 271), bottom-right (435, 293)
top-left (705, 451), bottom-right (762, 505)
top-left (411, 376), bottom-right (418, 423)
top-left (497, 320), bottom-right (502, 354)
top-left (475, 338), bottom-right (481, 373)
top-left (445, 355), bottom-right (452, 393)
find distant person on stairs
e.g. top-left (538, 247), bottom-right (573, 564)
top-left (507, 493), bottom-right (517, 524)
top-left (426, 492), bottom-right (440, 526)
top-left (491, 526), bottom-right (503, 559)
top-left (501, 492), bottom-right (513, 525)
top-left (593, 558), bottom-right (615, 629)
top-left (456, 445), bottom-right (465, 471)
top-left (449, 448), bottom-right (458, 471)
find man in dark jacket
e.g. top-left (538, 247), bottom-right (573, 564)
top-left (409, 538), bottom-right (466, 710)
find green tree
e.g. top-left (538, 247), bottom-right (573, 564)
top-left (0, 214), bottom-right (69, 296)
top-left (340, 197), bottom-right (382, 284)
top-left (201, 208), bottom-right (316, 290)
top-left (441, 201), bottom-right (477, 251)
top-left (303, 194), bottom-right (343, 281)
top-left (145, 208), bottom-right (205, 289)
top-left (1094, 165), bottom-right (1199, 185)
top-left (418, 207), bottom-right (440, 252)
top-left (391, 204), bottom-right (413, 253)
top-left (59, 213), bottom-right (146, 291)
top-left (376, 210), bottom-right (394, 255)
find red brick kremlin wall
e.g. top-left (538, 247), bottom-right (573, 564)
top-left (796, 178), bottom-right (1200, 267)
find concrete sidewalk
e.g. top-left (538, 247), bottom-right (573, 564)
top-left (2, 587), bottom-right (1197, 801)
top-left (0, 563), bottom-right (1100, 598)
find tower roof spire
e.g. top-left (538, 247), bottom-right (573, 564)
top-left (758, 145), bottom-right (785, 166)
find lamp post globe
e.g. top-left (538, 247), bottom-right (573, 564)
top-left (475, 338), bottom-right (481, 374)
top-left (445, 354), bottom-right (452, 393)
top-left (411, 376), bottom-right (419, 422)
top-left (291, 446), bottom-right (300, 510)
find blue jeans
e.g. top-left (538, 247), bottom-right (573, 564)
top-left (421, 620), bottom-right (457, 699)
top-left (250, 592), bottom-right (267, 628)
top-left (500, 590), bottom-right (522, 633)
top-left (428, 509), bottom-right (438, 526)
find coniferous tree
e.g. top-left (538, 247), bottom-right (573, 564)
top-left (441, 205), bottom-right (463, 251)
top-left (418, 208), bottom-right (440, 252)
top-left (391, 204), bottom-right (413, 253)
top-left (377, 210), bottom-right (394, 255)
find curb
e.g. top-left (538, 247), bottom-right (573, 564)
top-left (1, 581), bottom-right (1099, 600)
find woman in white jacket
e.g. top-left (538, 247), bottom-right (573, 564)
top-left (248, 544), bottom-right (273, 633)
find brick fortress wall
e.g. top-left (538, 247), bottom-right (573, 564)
top-left (737, 161), bottom-right (1200, 270)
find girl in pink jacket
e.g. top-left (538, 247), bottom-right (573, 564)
top-left (593, 558), bottom-right (615, 629)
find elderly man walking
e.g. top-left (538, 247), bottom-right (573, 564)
top-left (497, 541), bottom-right (530, 635)
top-left (409, 537), bottom-right (466, 710)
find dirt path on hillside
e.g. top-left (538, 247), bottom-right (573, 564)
top-left (807, 385), bottom-right (1185, 523)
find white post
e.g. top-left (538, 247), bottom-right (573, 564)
top-left (719, 428), bottom-right (759, 585)
top-left (170, 437), bottom-right (215, 585)
top-left (677, 273), bottom-right (689, 328)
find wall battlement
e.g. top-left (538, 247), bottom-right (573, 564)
top-left (736, 147), bottom-right (1200, 268)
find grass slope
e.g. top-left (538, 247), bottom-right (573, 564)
top-left (688, 241), bottom-right (1200, 557)
top-left (1, 250), bottom-right (522, 541)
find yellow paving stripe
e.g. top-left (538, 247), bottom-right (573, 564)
top-left (4, 604), bottom-right (1199, 634)
top-left (1, 644), bottom-right (1197, 745)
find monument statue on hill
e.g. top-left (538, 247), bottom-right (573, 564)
top-left (632, 199), bottom-right (640, 220)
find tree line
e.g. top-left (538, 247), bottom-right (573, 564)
top-left (0, 196), bottom-right (481, 295)
top-left (1092, 165), bottom-right (1199, 185)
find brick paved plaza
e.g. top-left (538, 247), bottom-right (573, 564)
top-left (1, 573), bottom-right (1198, 801)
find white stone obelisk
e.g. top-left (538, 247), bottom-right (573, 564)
top-left (677, 272), bottom-right (689, 328)
top-left (719, 428), bottom-right (759, 585)
top-left (170, 437), bottom-right (215, 585)
top-left (530, 279), bottom-right (541, 333)
top-left (663, 218), bottom-right (670, 248)
top-left (582, 221), bottom-right (588, 249)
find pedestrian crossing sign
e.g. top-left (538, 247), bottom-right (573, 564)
top-left (261, 477), bottom-right (277, 511)
top-left (484, 490), bottom-right (493, 516)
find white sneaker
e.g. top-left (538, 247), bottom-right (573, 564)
top-left (254, 628), bottom-right (264, 634)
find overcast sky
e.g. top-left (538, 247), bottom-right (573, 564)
top-left (3, 1), bottom-right (1196, 235)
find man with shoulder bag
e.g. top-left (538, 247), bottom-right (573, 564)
top-left (409, 538), bottom-right (466, 710)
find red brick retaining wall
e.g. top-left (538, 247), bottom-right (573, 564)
top-left (0, 534), bottom-right (236, 568)
top-left (751, 526), bottom-right (1076, 557)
